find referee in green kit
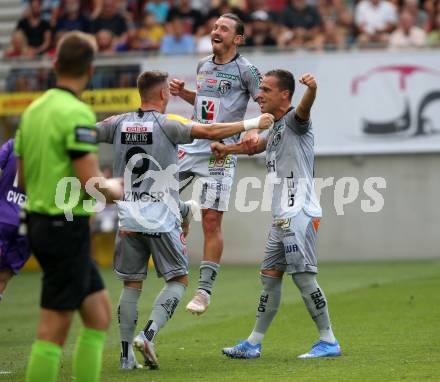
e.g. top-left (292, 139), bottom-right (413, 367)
top-left (14, 31), bottom-right (123, 382)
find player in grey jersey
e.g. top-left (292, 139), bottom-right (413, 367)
top-left (211, 70), bottom-right (341, 359)
top-left (96, 70), bottom-right (273, 369)
top-left (170, 13), bottom-right (262, 315)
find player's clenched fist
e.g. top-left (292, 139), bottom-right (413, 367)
top-left (169, 79), bottom-right (185, 96)
top-left (299, 74), bottom-right (317, 90)
top-left (211, 142), bottom-right (227, 160)
top-left (259, 113), bottom-right (275, 130)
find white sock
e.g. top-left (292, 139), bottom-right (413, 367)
top-left (247, 331), bottom-right (264, 345)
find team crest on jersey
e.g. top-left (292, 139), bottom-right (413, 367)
top-left (273, 131), bottom-right (282, 147)
top-left (197, 96), bottom-right (219, 123)
top-left (218, 80), bottom-right (232, 95)
top-left (178, 148), bottom-right (186, 160)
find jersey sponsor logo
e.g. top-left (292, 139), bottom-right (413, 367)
top-left (272, 131), bottom-right (282, 147)
top-left (197, 96), bottom-right (219, 123)
top-left (284, 243), bottom-right (298, 254)
top-left (6, 190), bottom-right (26, 206)
top-left (249, 65), bottom-right (263, 85)
top-left (286, 172), bottom-right (295, 207)
top-left (75, 126), bottom-right (97, 144)
top-left (206, 79), bottom-right (218, 85)
top-left (202, 100), bottom-right (215, 120)
top-left (123, 191), bottom-right (164, 202)
top-left (218, 80), bottom-right (232, 95)
top-left (121, 121), bottom-right (153, 145)
top-left (266, 159), bottom-right (276, 172)
top-left (215, 72), bottom-right (239, 81)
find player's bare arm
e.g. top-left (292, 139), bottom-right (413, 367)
top-left (211, 136), bottom-right (268, 160)
top-left (295, 73), bottom-right (317, 121)
top-left (73, 153), bottom-right (123, 202)
top-left (169, 78), bottom-right (196, 105)
top-left (191, 113), bottom-right (274, 141)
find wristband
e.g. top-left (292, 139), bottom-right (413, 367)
top-left (243, 116), bottom-right (261, 131)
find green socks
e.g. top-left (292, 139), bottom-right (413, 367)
top-left (73, 327), bottom-right (106, 382)
top-left (26, 340), bottom-right (62, 382)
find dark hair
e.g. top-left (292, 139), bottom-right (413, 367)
top-left (56, 31), bottom-right (97, 78)
top-left (137, 70), bottom-right (169, 100)
top-left (265, 69), bottom-right (295, 100)
top-left (220, 13), bottom-right (245, 35)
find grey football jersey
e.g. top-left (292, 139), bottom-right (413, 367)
top-left (264, 108), bottom-right (322, 219)
top-left (181, 53), bottom-right (261, 154)
top-left (97, 111), bottom-right (194, 232)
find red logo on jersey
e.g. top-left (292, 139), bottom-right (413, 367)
top-left (201, 100), bottom-right (215, 121)
top-left (178, 148), bottom-right (186, 160)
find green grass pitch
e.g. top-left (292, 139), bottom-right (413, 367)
top-left (1, 261), bottom-right (440, 381)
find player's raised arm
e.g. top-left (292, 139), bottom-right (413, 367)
top-left (169, 78), bottom-right (196, 105)
top-left (211, 135), bottom-right (268, 160)
top-left (295, 73), bottom-right (317, 122)
top-left (191, 113), bottom-right (274, 140)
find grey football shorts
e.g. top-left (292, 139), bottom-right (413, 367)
top-left (261, 210), bottom-right (321, 275)
top-left (178, 149), bottom-right (236, 212)
top-left (113, 225), bottom-right (188, 282)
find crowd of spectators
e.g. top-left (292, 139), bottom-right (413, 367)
top-left (2, 0), bottom-right (439, 59)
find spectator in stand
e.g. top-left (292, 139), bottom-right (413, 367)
top-left (4, 30), bottom-right (31, 58)
top-left (317, 0), bottom-right (353, 48)
top-left (22, 0), bottom-right (60, 27)
top-left (389, 9), bottom-right (426, 48)
top-left (427, 13), bottom-right (440, 46)
top-left (423, 0), bottom-right (439, 32)
top-left (16, 0), bottom-right (52, 56)
top-left (355, 0), bottom-right (397, 47)
top-left (278, 0), bottom-right (324, 49)
top-left (55, 0), bottom-right (90, 33)
top-left (196, 15), bottom-right (216, 53)
top-left (115, 28), bottom-right (142, 51)
top-left (138, 12), bottom-right (166, 50)
top-left (321, 17), bottom-right (347, 49)
top-left (160, 15), bottom-right (195, 55)
top-left (207, 0), bottom-right (247, 22)
top-left (403, 0), bottom-right (428, 28)
top-left (167, 0), bottom-right (204, 34)
top-left (91, 0), bottom-right (128, 44)
top-left (245, 10), bottom-right (277, 47)
top-left (96, 29), bottom-right (115, 55)
top-left (247, 0), bottom-right (285, 19)
top-left (145, 0), bottom-right (170, 24)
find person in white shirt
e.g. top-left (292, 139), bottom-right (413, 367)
top-left (355, 0), bottom-right (397, 46)
top-left (389, 10), bottom-right (426, 49)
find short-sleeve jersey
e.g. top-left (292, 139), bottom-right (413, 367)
top-left (97, 110), bottom-right (194, 233)
top-left (181, 53), bottom-right (262, 154)
top-left (264, 108), bottom-right (322, 219)
top-left (0, 139), bottom-right (26, 226)
top-left (15, 87), bottom-right (97, 216)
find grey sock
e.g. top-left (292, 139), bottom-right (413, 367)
top-left (292, 272), bottom-right (336, 343)
top-left (198, 261), bottom-right (220, 294)
top-left (248, 274), bottom-right (282, 344)
top-left (143, 281), bottom-right (186, 342)
top-left (118, 286), bottom-right (141, 356)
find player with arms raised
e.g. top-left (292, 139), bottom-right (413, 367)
top-left (170, 13), bottom-right (262, 314)
top-left (212, 70), bottom-right (342, 359)
top-left (96, 70), bottom-right (273, 369)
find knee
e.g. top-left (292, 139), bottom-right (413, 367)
top-left (260, 271), bottom-right (283, 293)
top-left (202, 210), bottom-right (222, 236)
top-left (169, 274), bottom-right (188, 287)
